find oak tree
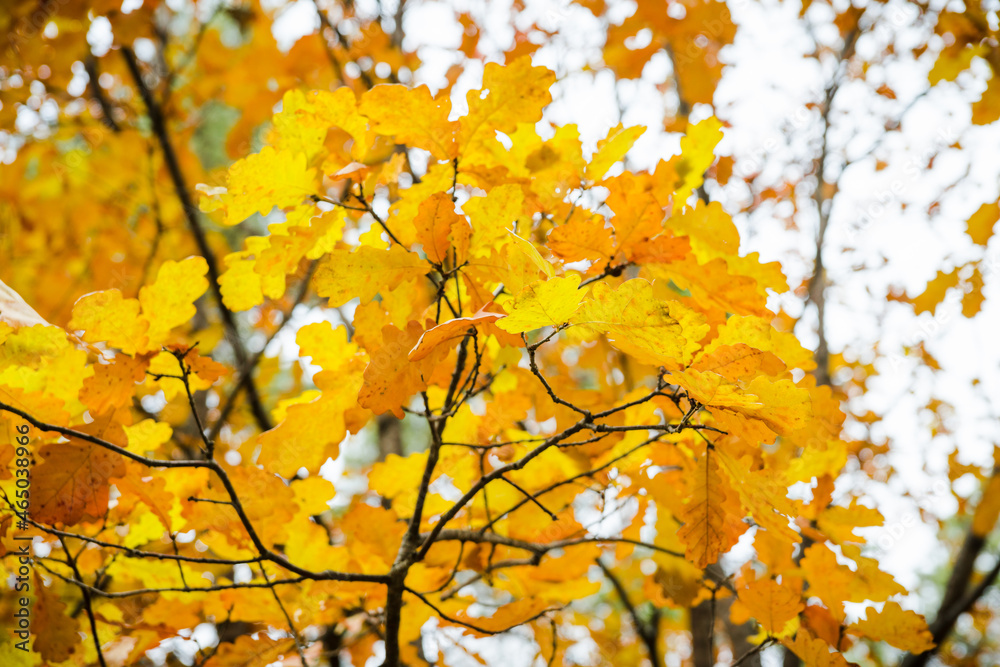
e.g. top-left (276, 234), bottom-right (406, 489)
top-left (1, 1), bottom-right (998, 667)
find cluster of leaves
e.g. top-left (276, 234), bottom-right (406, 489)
top-left (2, 0), bottom-right (1000, 666)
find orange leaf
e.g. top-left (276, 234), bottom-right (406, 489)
top-left (736, 574), bottom-right (803, 635)
top-left (414, 191), bottom-right (466, 264)
top-left (32, 573), bottom-right (82, 662)
top-left (361, 321), bottom-right (444, 417)
top-left (79, 354), bottom-right (149, 415)
top-left (782, 629), bottom-right (853, 667)
top-left (409, 308), bottom-right (503, 361)
top-left (204, 635), bottom-right (298, 667)
top-left (546, 217), bottom-right (615, 266)
top-left (31, 422), bottom-right (127, 524)
top-left (676, 449), bottom-right (747, 568)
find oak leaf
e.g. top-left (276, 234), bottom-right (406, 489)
top-left (460, 57), bottom-right (556, 151)
top-left (546, 217), bottom-right (615, 266)
top-left (315, 244), bottom-right (430, 307)
top-left (32, 574), bottom-right (81, 663)
top-left (736, 574), bottom-right (803, 636)
top-left (360, 321), bottom-right (446, 418)
top-left (497, 275), bottom-right (586, 334)
top-left (409, 309), bottom-right (503, 361)
top-left (586, 123), bottom-right (646, 182)
top-left (31, 423), bottom-right (127, 524)
top-left (413, 191), bottom-right (466, 264)
top-left (966, 200), bottom-right (998, 246)
top-left (201, 146), bottom-right (316, 226)
top-left (782, 629), bottom-right (854, 667)
top-left (676, 449), bottom-right (747, 568)
top-left (360, 84), bottom-right (458, 160)
top-left (204, 635), bottom-right (298, 667)
top-left (572, 279), bottom-right (709, 366)
top-left (70, 289), bottom-right (148, 355)
top-left (850, 601), bottom-right (934, 653)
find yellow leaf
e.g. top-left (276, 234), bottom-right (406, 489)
top-left (452, 597), bottom-right (550, 635)
top-left (296, 322), bottom-right (360, 373)
top-left (929, 42), bottom-right (984, 85)
top-left (815, 500), bottom-right (884, 544)
top-left (800, 544), bottom-right (904, 621)
top-left (645, 255), bottom-right (771, 317)
top-left (911, 267), bottom-right (961, 315)
top-left (31, 422), bottom-right (127, 524)
top-left (962, 266), bottom-right (985, 318)
top-left (645, 558), bottom-right (705, 608)
top-left (387, 162), bottom-right (455, 247)
top-left (497, 275), bottom-right (586, 333)
top-left (701, 315), bottom-right (816, 372)
top-left (360, 321), bottom-right (445, 418)
top-left (201, 146), bottom-right (317, 226)
top-left (123, 419), bottom-right (173, 454)
top-left (508, 231), bottom-right (556, 281)
top-left (966, 201), bottom-right (998, 246)
top-left (139, 257), bottom-right (209, 348)
top-left (80, 354), bottom-right (147, 415)
top-left (360, 84), bottom-right (458, 160)
top-left (850, 602), bottom-right (934, 653)
top-left (604, 171), bottom-right (665, 259)
top-left (717, 449), bottom-right (801, 544)
top-left (572, 279), bottom-right (709, 366)
top-left (219, 249), bottom-right (265, 312)
top-left (341, 502), bottom-right (406, 571)
top-left (460, 57), bottom-right (555, 151)
top-left (673, 116), bottom-right (723, 211)
top-left (586, 124), bottom-right (646, 181)
top-left (257, 374), bottom-right (364, 477)
top-left (0, 332), bottom-right (83, 421)
top-left (272, 88), bottom-right (370, 161)
top-left (667, 199), bottom-right (740, 258)
top-left (204, 635), bottom-right (298, 667)
top-left (314, 244), bottom-right (430, 307)
top-left (466, 183), bottom-right (525, 257)
top-left (691, 343), bottom-right (786, 381)
top-left (69, 289), bottom-right (148, 355)
top-left (973, 77), bottom-right (1000, 125)
top-left (370, 450), bottom-right (430, 500)
top-left (291, 476), bottom-right (336, 516)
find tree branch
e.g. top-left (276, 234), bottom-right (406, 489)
top-left (120, 46), bottom-right (273, 433)
top-left (597, 558), bottom-right (662, 667)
